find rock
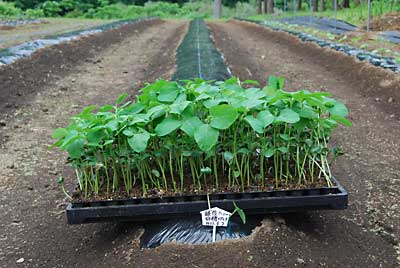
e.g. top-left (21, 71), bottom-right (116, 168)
top-left (6, 164), bottom-right (14, 169)
top-left (0, 121), bottom-right (6, 127)
top-left (296, 257), bottom-right (305, 264)
top-left (388, 97), bottom-right (394, 103)
top-left (16, 258), bottom-right (24, 263)
top-left (48, 170), bottom-right (58, 175)
top-left (42, 108), bottom-right (49, 112)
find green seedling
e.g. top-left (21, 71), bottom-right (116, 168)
top-left (57, 176), bottom-right (72, 200)
top-left (52, 76), bottom-right (351, 199)
top-left (231, 201), bottom-right (246, 224)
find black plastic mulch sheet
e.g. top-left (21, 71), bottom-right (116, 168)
top-left (141, 216), bottom-right (262, 248)
top-left (278, 15), bottom-right (357, 34)
top-left (236, 18), bottom-right (400, 73)
top-left (172, 18), bottom-right (231, 81)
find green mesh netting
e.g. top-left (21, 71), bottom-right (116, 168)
top-left (172, 19), bottom-right (231, 81)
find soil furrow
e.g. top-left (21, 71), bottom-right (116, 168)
top-left (207, 20), bottom-right (400, 268)
top-left (0, 19), bottom-right (187, 268)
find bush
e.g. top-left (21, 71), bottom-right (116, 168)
top-left (41, 1), bottom-right (62, 16)
top-left (25, 8), bottom-right (45, 17)
top-left (0, 1), bottom-right (22, 17)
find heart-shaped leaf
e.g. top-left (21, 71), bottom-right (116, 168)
top-left (210, 104), bottom-right (238, 130)
top-left (194, 123), bottom-right (219, 151)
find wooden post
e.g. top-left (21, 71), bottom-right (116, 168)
top-left (214, 0), bottom-right (222, 19)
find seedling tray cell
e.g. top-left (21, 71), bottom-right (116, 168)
top-left (66, 177), bottom-right (347, 224)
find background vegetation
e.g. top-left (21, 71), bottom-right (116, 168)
top-left (0, 0), bottom-right (397, 22)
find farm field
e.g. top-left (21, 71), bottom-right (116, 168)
top-left (0, 18), bottom-right (114, 50)
top-left (0, 17), bottom-right (399, 268)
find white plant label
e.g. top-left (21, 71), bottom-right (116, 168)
top-left (200, 207), bottom-right (232, 227)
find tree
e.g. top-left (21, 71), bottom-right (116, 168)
top-left (320, 0), bottom-right (325, 10)
top-left (312, 0), bottom-right (318, 11)
top-left (214, 0), bottom-right (221, 18)
top-left (343, 0), bottom-right (350, 8)
top-left (298, 0), bottom-right (302, 10)
top-left (258, 0), bottom-right (262, 14)
top-left (265, 0), bottom-right (273, 13)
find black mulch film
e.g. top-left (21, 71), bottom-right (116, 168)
top-left (172, 18), bottom-right (231, 81)
top-left (236, 17), bottom-right (400, 73)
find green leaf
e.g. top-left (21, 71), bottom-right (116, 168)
top-left (277, 147), bottom-right (288, 153)
top-left (87, 128), bottom-right (106, 145)
top-left (223, 151), bottom-right (234, 163)
top-left (105, 119), bottom-right (119, 131)
top-left (242, 99), bottom-right (265, 109)
top-left (66, 138), bottom-right (85, 159)
top-left (257, 110), bottom-right (274, 127)
top-left (170, 100), bottom-right (191, 115)
top-left (194, 124), bottom-right (219, 151)
top-left (181, 116), bottom-right (202, 137)
top-left (200, 167), bottom-right (212, 174)
top-left (125, 103), bottom-right (144, 115)
top-left (127, 131), bottom-right (150, 153)
top-left (268, 76), bottom-right (285, 90)
top-left (330, 115), bottom-right (352, 127)
top-left (147, 105), bottom-right (167, 120)
top-left (328, 101), bottom-right (349, 117)
top-left (52, 128), bottom-right (68, 139)
top-left (242, 79), bottom-right (259, 86)
top-left (233, 201), bottom-right (246, 224)
top-left (158, 83), bottom-right (179, 102)
top-left (98, 104), bottom-right (113, 112)
top-left (276, 108), bottom-right (300, 124)
top-left (210, 104), bottom-right (238, 130)
top-left (264, 147), bottom-right (275, 158)
top-left (244, 115), bottom-right (264, 134)
top-left (116, 93), bottom-right (128, 105)
top-left (155, 117), bottom-right (182, 137)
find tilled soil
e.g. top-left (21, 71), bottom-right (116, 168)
top-left (208, 20), bottom-right (400, 267)
top-left (1, 18), bottom-right (400, 268)
top-left (0, 19), bottom-right (187, 267)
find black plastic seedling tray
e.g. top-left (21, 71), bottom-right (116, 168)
top-left (66, 177), bottom-right (348, 224)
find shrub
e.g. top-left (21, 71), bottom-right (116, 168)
top-left (41, 1), bottom-right (62, 17)
top-left (25, 8), bottom-right (45, 17)
top-left (0, 1), bottom-right (22, 17)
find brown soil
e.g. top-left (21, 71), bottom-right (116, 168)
top-left (0, 25), bottom-right (15, 30)
top-left (1, 18), bottom-right (400, 268)
top-left (208, 19), bottom-right (400, 267)
top-left (0, 19), bottom-right (188, 267)
top-left (0, 18), bottom-right (163, 119)
top-left (365, 12), bottom-right (400, 31)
